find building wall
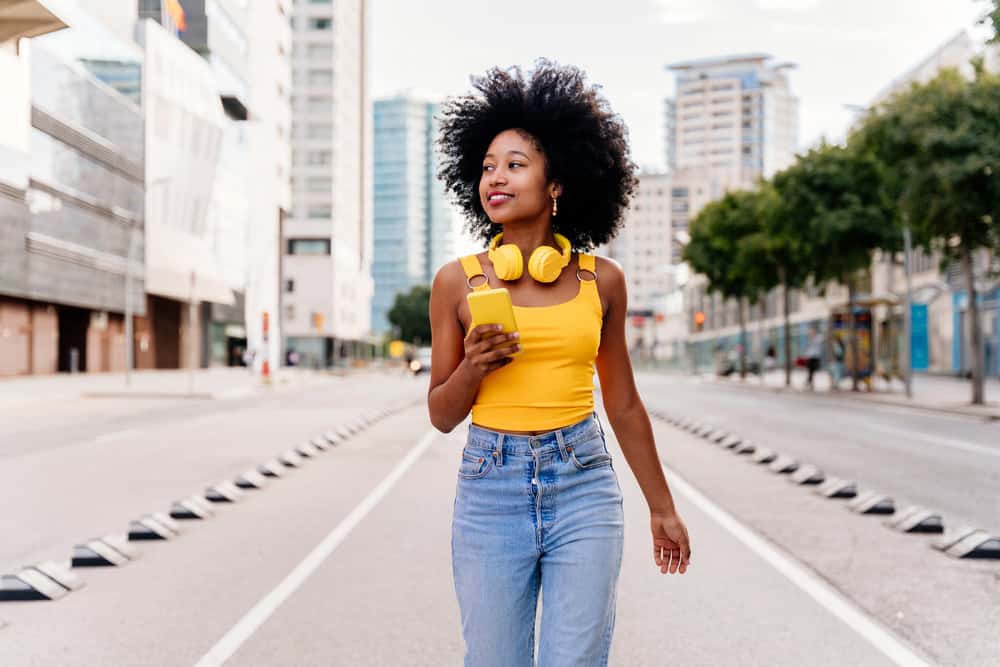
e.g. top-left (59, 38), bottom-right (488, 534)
top-left (245, 0), bottom-right (292, 372)
top-left (606, 173), bottom-right (672, 312)
top-left (665, 53), bottom-right (798, 190)
top-left (285, 0), bottom-right (371, 351)
top-left (0, 43), bottom-right (31, 190)
top-left (139, 18), bottom-right (231, 306)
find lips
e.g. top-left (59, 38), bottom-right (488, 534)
top-left (487, 191), bottom-right (514, 207)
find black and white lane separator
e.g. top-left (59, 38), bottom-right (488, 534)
top-left (0, 404), bottom-right (416, 610)
top-left (933, 527), bottom-right (1000, 559)
top-left (128, 513), bottom-right (184, 541)
top-left (72, 534), bottom-right (140, 567)
top-left (653, 411), bottom-right (1000, 561)
top-left (0, 562), bottom-right (83, 601)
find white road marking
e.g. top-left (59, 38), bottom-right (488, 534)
top-left (664, 464), bottom-right (934, 667)
top-left (193, 428), bottom-right (439, 667)
top-left (92, 429), bottom-right (140, 443)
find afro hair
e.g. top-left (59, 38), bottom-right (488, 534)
top-left (437, 59), bottom-right (638, 252)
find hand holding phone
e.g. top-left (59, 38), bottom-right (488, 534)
top-left (464, 288), bottom-right (521, 379)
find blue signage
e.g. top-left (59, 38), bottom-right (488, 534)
top-left (911, 304), bottom-right (929, 371)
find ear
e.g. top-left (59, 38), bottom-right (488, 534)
top-left (549, 182), bottom-right (563, 198)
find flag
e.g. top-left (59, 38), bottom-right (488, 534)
top-left (166, 0), bottom-right (187, 33)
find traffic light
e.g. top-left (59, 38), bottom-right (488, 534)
top-left (693, 311), bottom-right (705, 332)
top-left (312, 312), bottom-right (324, 331)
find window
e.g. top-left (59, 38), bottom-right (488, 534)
top-left (306, 123), bottom-right (332, 139)
top-left (307, 205), bottom-right (332, 219)
top-left (307, 44), bottom-right (334, 60)
top-left (307, 150), bottom-right (332, 165)
top-left (285, 279), bottom-right (295, 293)
top-left (306, 177), bottom-right (332, 192)
top-left (307, 69), bottom-right (333, 86)
top-left (288, 238), bottom-right (330, 255)
top-left (309, 17), bottom-right (332, 30)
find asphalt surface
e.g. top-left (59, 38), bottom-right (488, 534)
top-left (1, 369), bottom-right (997, 665)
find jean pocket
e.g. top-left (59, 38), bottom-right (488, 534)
top-left (567, 437), bottom-right (612, 471)
top-left (458, 450), bottom-right (494, 479)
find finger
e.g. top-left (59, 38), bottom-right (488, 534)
top-left (477, 323), bottom-right (502, 337)
top-left (483, 357), bottom-right (512, 373)
top-left (485, 345), bottom-right (514, 361)
top-left (490, 343), bottom-right (521, 358)
top-left (668, 549), bottom-right (680, 574)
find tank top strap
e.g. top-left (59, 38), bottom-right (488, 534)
top-left (459, 254), bottom-right (491, 292)
top-left (577, 253), bottom-right (602, 314)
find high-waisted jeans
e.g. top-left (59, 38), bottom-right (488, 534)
top-left (451, 412), bottom-right (625, 666)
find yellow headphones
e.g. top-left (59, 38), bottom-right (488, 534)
top-left (488, 232), bottom-right (572, 283)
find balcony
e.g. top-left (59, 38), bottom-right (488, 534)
top-left (0, 0), bottom-right (67, 45)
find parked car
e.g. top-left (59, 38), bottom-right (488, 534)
top-left (409, 346), bottom-right (433, 374)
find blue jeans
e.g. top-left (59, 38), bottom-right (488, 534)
top-left (451, 413), bottom-right (625, 666)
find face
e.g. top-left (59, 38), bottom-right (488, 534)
top-left (479, 128), bottom-right (560, 225)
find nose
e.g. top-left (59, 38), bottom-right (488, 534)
top-left (488, 165), bottom-right (507, 186)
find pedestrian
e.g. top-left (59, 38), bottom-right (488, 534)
top-left (829, 336), bottom-right (845, 390)
top-left (428, 61), bottom-right (691, 667)
top-left (805, 326), bottom-right (823, 389)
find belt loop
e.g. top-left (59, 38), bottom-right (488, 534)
top-left (495, 433), bottom-right (505, 467)
top-left (555, 429), bottom-right (568, 462)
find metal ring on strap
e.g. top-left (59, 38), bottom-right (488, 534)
top-left (467, 273), bottom-right (489, 289)
top-left (576, 267), bottom-right (597, 282)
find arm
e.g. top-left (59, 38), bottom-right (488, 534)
top-left (594, 257), bottom-right (691, 573)
top-left (426, 261), bottom-right (519, 433)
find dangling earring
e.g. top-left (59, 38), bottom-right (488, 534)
top-left (551, 196), bottom-right (559, 217)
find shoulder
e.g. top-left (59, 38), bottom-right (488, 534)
top-left (431, 259), bottom-right (466, 295)
top-left (593, 255), bottom-right (625, 290)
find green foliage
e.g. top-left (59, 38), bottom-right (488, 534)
top-left (737, 182), bottom-right (808, 296)
top-left (683, 190), bottom-right (762, 301)
top-left (852, 66), bottom-right (1000, 261)
top-left (771, 141), bottom-right (900, 286)
top-left (387, 285), bottom-right (432, 345)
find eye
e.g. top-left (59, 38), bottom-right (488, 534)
top-left (482, 164), bottom-right (494, 172)
top-left (509, 162), bottom-right (522, 168)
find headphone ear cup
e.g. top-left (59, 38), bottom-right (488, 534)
top-left (492, 244), bottom-right (524, 281)
top-left (527, 246), bottom-right (564, 283)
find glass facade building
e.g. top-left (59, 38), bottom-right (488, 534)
top-left (371, 95), bottom-right (452, 336)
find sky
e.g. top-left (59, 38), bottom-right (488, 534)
top-left (370, 0), bottom-right (993, 172)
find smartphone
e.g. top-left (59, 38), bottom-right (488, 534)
top-left (466, 288), bottom-right (520, 355)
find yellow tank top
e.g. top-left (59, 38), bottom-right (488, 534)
top-left (459, 252), bottom-right (603, 432)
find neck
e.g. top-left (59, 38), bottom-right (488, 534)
top-left (499, 223), bottom-right (557, 259)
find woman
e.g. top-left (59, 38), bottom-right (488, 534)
top-left (427, 60), bottom-right (691, 666)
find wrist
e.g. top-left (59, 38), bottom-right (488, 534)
top-left (458, 357), bottom-right (482, 384)
top-left (648, 497), bottom-right (677, 517)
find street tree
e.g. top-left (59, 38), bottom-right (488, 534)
top-left (387, 285), bottom-right (432, 346)
top-left (772, 142), bottom-right (900, 391)
top-left (742, 182), bottom-right (812, 386)
top-left (684, 190), bottom-right (761, 379)
top-left (853, 64), bottom-right (1000, 404)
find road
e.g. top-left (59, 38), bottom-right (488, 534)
top-left (1, 369), bottom-right (996, 665)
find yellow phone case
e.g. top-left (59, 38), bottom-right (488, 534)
top-left (466, 288), bottom-right (520, 354)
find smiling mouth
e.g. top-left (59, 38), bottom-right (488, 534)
top-left (488, 193), bottom-right (514, 203)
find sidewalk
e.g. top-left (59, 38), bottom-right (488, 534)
top-left (704, 367), bottom-right (1000, 420)
top-left (0, 366), bottom-right (345, 411)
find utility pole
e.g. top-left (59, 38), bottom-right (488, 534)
top-left (188, 270), bottom-right (197, 394)
top-left (903, 223), bottom-right (914, 398)
top-left (124, 221), bottom-right (137, 387)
